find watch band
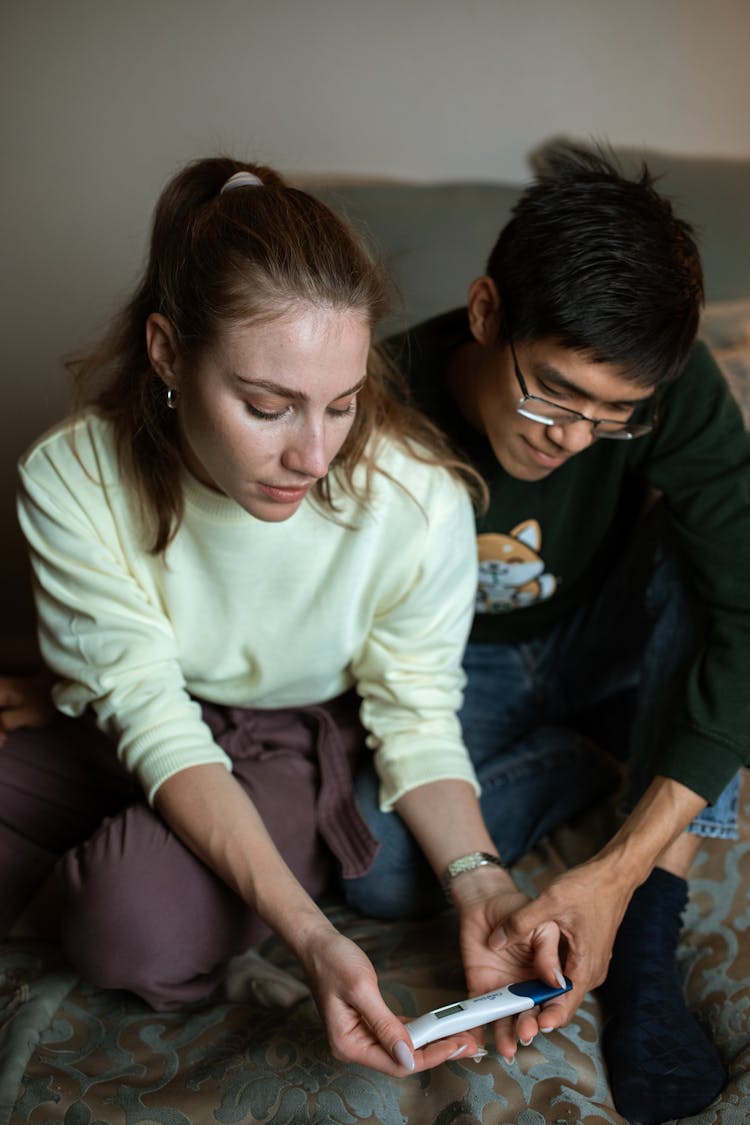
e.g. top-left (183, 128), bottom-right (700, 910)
top-left (441, 851), bottom-right (505, 897)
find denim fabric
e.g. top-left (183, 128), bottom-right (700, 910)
top-left (345, 508), bottom-right (740, 920)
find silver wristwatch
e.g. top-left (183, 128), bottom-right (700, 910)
top-left (441, 851), bottom-right (505, 897)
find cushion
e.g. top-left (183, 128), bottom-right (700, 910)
top-left (700, 298), bottom-right (750, 427)
top-left (529, 138), bottom-right (750, 303)
top-left (311, 182), bottom-right (522, 332)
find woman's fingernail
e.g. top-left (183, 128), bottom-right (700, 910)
top-left (394, 1040), bottom-right (415, 1071)
top-left (554, 969), bottom-right (567, 989)
top-left (519, 1037), bottom-right (533, 1047)
top-left (470, 1048), bottom-right (488, 1061)
top-left (540, 1025), bottom-right (555, 1033)
top-left (447, 1045), bottom-right (468, 1060)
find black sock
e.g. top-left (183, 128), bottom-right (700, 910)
top-left (599, 867), bottom-right (726, 1125)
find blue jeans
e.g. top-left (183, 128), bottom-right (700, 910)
top-left (345, 509), bottom-right (740, 920)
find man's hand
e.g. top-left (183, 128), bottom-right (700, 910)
top-left (489, 857), bottom-right (634, 1029)
top-left (0, 671), bottom-right (54, 746)
top-left (491, 777), bottom-right (712, 1029)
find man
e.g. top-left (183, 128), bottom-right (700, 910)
top-left (346, 146), bottom-right (749, 1123)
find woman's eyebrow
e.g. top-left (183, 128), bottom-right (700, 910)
top-left (232, 375), bottom-right (368, 401)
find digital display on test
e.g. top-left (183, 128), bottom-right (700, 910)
top-left (435, 1003), bottom-right (465, 1019)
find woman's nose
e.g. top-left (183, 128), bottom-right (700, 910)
top-left (282, 425), bottom-right (330, 479)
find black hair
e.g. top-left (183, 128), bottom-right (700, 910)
top-left (487, 144), bottom-right (704, 387)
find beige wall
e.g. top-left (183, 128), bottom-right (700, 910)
top-left (3, 0), bottom-right (750, 665)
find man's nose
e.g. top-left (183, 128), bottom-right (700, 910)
top-left (547, 419), bottom-right (597, 454)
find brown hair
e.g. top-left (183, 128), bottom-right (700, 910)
top-left (69, 155), bottom-right (481, 551)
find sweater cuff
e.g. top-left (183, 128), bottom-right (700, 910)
top-left (374, 739), bottom-right (480, 812)
top-left (657, 724), bottom-right (747, 805)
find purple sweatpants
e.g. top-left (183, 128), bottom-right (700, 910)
top-left (0, 693), bottom-right (378, 1009)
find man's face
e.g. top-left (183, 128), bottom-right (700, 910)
top-left (473, 334), bottom-right (652, 481)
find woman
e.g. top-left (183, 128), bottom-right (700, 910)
top-left (2, 158), bottom-right (562, 1075)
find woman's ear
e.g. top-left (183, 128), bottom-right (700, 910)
top-left (467, 277), bottom-right (504, 347)
top-left (146, 313), bottom-right (180, 389)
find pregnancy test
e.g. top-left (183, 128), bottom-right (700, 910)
top-left (405, 976), bottom-right (572, 1049)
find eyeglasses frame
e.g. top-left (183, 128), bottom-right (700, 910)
top-left (506, 330), bottom-right (658, 441)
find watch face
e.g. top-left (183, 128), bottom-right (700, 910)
top-left (443, 852), bottom-right (503, 894)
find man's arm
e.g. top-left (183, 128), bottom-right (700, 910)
top-left (490, 775), bottom-right (707, 1030)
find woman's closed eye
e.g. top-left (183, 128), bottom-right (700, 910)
top-left (245, 394), bottom-right (358, 422)
top-left (246, 400), bottom-right (293, 421)
top-left (327, 396), bottom-right (357, 418)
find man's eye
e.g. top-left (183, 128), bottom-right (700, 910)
top-left (538, 382), bottom-right (568, 402)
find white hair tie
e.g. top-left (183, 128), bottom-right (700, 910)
top-left (220, 170), bottom-right (264, 193)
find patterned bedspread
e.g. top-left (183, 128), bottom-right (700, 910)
top-left (3, 773), bottom-right (749, 1125)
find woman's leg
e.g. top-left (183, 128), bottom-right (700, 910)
top-left (0, 712), bottom-right (138, 937)
top-left (58, 799), bottom-right (267, 1009)
top-left (60, 698), bottom-right (362, 1010)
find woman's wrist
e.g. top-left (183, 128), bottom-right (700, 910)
top-left (446, 857), bottom-right (517, 908)
top-left (441, 851), bottom-right (505, 896)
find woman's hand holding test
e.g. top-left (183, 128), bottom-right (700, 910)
top-left (154, 762), bottom-right (480, 1075)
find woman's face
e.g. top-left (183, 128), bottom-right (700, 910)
top-left (153, 304), bottom-right (371, 522)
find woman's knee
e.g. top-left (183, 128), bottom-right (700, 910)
top-left (58, 806), bottom-right (253, 1006)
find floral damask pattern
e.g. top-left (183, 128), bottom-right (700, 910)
top-left (3, 773), bottom-right (749, 1125)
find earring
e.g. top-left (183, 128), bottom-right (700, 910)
top-left (166, 387), bottom-right (179, 410)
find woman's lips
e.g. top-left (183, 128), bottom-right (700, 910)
top-left (257, 481), bottom-right (313, 503)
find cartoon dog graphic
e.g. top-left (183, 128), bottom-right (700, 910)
top-left (476, 519), bottom-right (558, 613)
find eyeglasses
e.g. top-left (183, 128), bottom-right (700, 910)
top-left (507, 332), bottom-right (658, 440)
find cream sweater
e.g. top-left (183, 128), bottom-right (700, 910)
top-left (18, 412), bottom-right (479, 808)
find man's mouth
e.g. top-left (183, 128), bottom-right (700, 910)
top-left (522, 436), bottom-right (568, 470)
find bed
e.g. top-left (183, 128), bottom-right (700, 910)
top-left (4, 138), bottom-right (750, 1125)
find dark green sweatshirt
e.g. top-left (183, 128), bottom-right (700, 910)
top-left (386, 309), bottom-right (750, 803)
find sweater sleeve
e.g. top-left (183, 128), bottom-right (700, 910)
top-left (352, 469), bottom-right (480, 810)
top-left (17, 423), bottom-right (232, 803)
top-left (643, 342), bottom-right (750, 800)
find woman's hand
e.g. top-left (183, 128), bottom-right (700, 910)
top-left (392, 779), bottom-right (566, 1059)
top-left (301, 924), bottom-right (483, 1075)
top-left (0, 671), bottom-right (54, 745)
top-left (451, 869), bottom-right (566, 1060)
top-left (156, 765), bottom-right (481, 1074)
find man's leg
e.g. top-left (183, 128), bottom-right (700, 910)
top-left (597, 533), bottom-right (731, 1123)
top-left (344, 636), bottom-right (621, 919)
